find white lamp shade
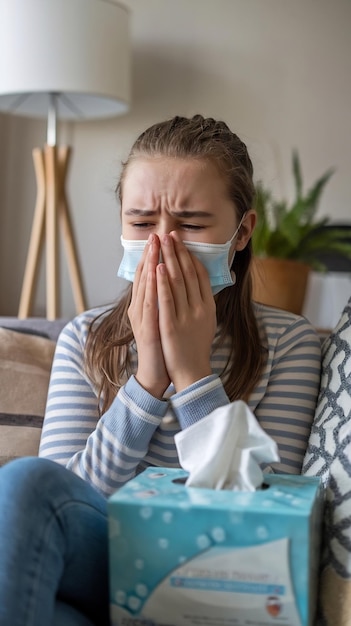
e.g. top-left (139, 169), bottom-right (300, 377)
top-left (0, 0), bottom-right (131, 120)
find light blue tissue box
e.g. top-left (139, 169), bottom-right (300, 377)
top-left (108, 468), bottom-right (323, 626)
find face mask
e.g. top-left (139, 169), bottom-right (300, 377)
top-left (117, 214), bottom-right (246, 295)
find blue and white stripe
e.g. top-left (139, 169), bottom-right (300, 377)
top-left (39, 303), bottom-right (321, 496)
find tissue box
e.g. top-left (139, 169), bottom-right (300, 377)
top-left (108, 468), bottom-right (323, 626)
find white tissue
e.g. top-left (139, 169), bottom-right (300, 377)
top-left (175, 400), bottom-right (280, 491)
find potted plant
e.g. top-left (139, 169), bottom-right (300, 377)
top-left (251, 151), bottom-right (351, 314)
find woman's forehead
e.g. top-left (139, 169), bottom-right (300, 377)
top-left (121, 157), bottom-right (228, 199)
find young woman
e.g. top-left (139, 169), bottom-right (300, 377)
top-left (0, 115), bottom-right (321, 626)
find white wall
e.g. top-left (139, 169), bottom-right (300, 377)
top-left (0, 0), bottom-right (350, 317)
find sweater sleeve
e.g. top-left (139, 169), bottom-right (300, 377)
top-left (251, 315), bottom-right (322, 475)
top-left (39, 315), bottom-right (168, 497)
top-left (172, 313), bottom-right (322, 477)
top-left (170, 374), bottom-right (230, 428)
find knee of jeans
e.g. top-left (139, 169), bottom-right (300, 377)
top-left (0, 457), bottom-right (107, 522)
top-left (0, 457), bottom-right (61, 498)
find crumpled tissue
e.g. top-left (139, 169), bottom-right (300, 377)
top-left (175, 400), bottom-right (280, 491)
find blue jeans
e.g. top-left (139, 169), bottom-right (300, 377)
top-left (0, 457), bottom-right (110, 626)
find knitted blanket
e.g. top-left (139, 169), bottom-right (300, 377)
top-left (303, 296), bottom-right (351, 626)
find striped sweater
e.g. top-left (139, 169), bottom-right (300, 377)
top-left (39, 303), bottom-right (321, 497)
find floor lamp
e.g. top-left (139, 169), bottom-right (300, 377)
top-left (0, 0), bottom-right (131, 319)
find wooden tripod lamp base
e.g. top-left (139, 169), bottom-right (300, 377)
top-left (18, 144), bottom-right (87, 320)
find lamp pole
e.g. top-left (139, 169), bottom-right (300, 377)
top-left (47, 93), bottom-right (57, 147)
top-left (18, 97), bottom-right (87, 319)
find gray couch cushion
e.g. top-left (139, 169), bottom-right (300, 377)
top-left (0, 317), bottom-right (67, 341)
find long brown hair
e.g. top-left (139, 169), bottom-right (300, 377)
top-left (86, 115), bottom-right (265, 412)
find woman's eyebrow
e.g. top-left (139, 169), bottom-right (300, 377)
top-left (124, 209), bottom-right (157, 216)
top-left (169, 210), bottom-right (213, 218)
top-left (123, 208), bottom-right (213, 218)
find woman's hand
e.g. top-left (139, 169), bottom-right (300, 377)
top-left (156, 231), bottom-right (217, 392)
top-left (128, 234), bottom-right (171, 398)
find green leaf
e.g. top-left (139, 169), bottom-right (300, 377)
top-left (251, 150), bottom-right (343, 271)
top-left (292, 150), bottom-right (303, 201)
top-left (302, 168), bottom-right (335, 223)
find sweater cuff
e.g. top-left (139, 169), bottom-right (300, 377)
top-left (103, 375), bottom-right (169, 450)
top-left (121, 375), bottom-right (169, 421)
top-left (170, 374), bottom-right (229, 429)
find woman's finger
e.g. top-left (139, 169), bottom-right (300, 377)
top-left (170, 231), bottom-right (213, 305)
top-left (159, 233), bottom-right (197, 313)
top-left (129, 235), bottom-right (171, 397)
top-left (130, 234), bottom-right (156, 309)
top-left (128, 234), bottom-right (160, 339)
top-left (156, 261), bottom-right (176, 319)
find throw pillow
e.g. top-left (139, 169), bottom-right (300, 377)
top-left (302, 296), bottom-right (351, 626)
top-left (0, 328), bottom-right (56, 466)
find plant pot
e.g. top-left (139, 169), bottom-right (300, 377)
top-left (251, 257), bottom-right (311, 315)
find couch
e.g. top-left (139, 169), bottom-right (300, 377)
top-left (0, 316), bottom-right (67, 466)
top-left (1, 302), bottom-right (351, 626)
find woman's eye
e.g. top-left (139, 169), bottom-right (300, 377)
top-left (130, 222), bottom-right (205, 231)
top-left (133, 222), bottom-right (154, 229)
top-left (181, 224), bottom-right (204, 231)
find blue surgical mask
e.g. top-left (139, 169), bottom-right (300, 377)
top-left (117, 214), bottom-right (246, 295)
